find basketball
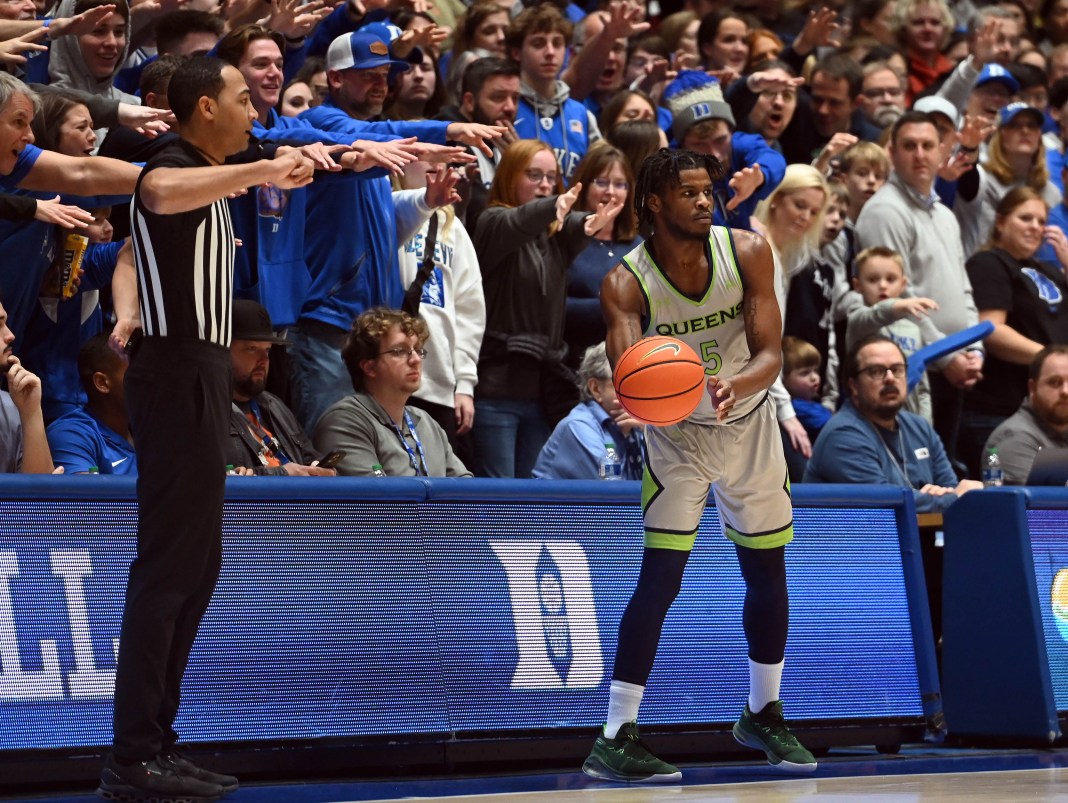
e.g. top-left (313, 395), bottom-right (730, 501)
top-left (613, 336), bottom-right (706, 426)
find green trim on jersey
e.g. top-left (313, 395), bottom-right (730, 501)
top-left (620, 257), bottom-right (654, 336)
top-left (640, 459), bottom-right (663, 510)
top-left (724, 522), bottom-right (794, 549)
top-left (644, 530), bottom-right (699, 551)
top-left (625, 239), bottom-right (717, 307)
top-left (721, 227), bottom-right (744, 292)
top-left (641, 463), bottom-right (698, 550)
top-left (726, 474), bottom-right (794, 549)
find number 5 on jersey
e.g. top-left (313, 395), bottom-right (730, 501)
top-left (700, 339), bottom-right (721, 375)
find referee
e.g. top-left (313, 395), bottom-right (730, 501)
top-left (100, 56), bottom-right (314, 802)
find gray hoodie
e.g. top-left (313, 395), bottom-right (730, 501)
top-left (48, 0), bottom-right (138, 107)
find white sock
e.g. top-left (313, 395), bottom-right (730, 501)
top-left (748, 658), bottom-right (784, 714)
top-left (604, 679), bottom-right (644, 739)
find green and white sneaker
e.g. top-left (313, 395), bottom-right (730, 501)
top-left (733, 700), bottom-right (817, 773)
top-left (582, 722), bottom-right (682, 783)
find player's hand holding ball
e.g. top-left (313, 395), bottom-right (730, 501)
top-left (706, 375), bottom-right (736, 421)
top-left (613, 336), bottom-right (705, 425)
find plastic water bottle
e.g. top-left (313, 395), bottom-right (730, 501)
top-left (982, 447), bottom-right (1004, 487)
top-left (599, 443), bottom-right (623, 480)
top-left (371, 464), bottom-right (387, 478)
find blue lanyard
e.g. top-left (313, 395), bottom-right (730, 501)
top-left (389, 410), bottom-right (428, 476)
top-left (248, 398), bottom-right (291, 465)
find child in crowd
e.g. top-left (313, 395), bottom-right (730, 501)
top-left (22, 206), bottom-right (122, 421)
top-left (781, 335), bottom-right (831, 442)
top-left (828, 142), bottom-right (892, 388)
top-left (821, 180), bottom-right (850, 251)
top-left (845, 246), bottom-right (940, 423)
top-left (837, 142), bottom-right (890, 227)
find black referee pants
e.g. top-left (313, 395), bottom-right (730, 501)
top-left (112, 338), bottom-right (232, 763)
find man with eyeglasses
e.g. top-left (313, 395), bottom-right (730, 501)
top-left (805, 334), bottom-right (982, 512)
top-left (312, 307), bottom-right (472, 477)
top-left (858, 62), bottom-right (907, 130)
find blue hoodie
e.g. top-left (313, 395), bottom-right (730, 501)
top-left (714, 131), bottom-right (786, 231)
top-left (21, 240), bottom-right (123, 421)
top-left (228, 112), bottom-right (391, 328)
top-left (0, 145), bottom-right (128, 347)
top-left (294, 101), bottom-right (452, 328)
top-left (514, 80), bottom-right (597, 184)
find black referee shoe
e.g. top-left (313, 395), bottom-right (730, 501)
top-left (158, 751), bottom-right (239, 795)
top-left (97, 754), bottom-right (223, 802)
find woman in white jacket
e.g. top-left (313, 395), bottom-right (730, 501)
top-left (395, 161), bottom-right (486, 455)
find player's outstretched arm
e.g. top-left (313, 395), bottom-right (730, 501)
top-left (601, 263), bottom-right (645, 370)
top-left (729, 228), bottom-right (783, 399)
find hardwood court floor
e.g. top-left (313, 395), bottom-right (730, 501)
top-left (379, 769), bottom-right (1068, 803)
top-left (7, 750), bottom-right (1068, 803)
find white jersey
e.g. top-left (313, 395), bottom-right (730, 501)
top-left (621, 227), bottom-right (763, 426)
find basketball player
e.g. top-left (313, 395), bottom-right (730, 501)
top-left (582, 149), bottom-right (816, 782)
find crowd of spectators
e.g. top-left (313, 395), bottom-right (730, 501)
top-left (0, 0), bottom-right (1066, 492)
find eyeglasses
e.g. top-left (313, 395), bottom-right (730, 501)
top-left (525, 169), bottom-right (558, 185)
top-left (379, 346), bottom-right (428, 361)
top-left (861, 86), bottom-right (904, 100)
top-left (591, 177), bottom-right (630, 191)
top-left (857, 363), bottom-right (907, 380)
top-left (759, 89), bottom-right (797, 102)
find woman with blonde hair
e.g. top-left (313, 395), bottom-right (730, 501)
top-left (753, 163), bottom-right (831, 474)
top-left (953, 103), bottom-right (1062, 258)
top-left (471, 140), bottom-right (621, 477)
top-left (754, 163), bottom-right (830, 278)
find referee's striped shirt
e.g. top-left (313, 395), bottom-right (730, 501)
top-left (130, 139), bottom-right (235, 347)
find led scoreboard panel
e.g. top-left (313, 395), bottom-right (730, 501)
top-left (943, 488), bottom-right (1068, 741)
top-left (0, 478), bottom-right (938, 752)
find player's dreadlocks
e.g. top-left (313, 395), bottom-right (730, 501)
top-left (633, 149), bottom-right (726, 235)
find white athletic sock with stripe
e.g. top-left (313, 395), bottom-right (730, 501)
top-left (748, 658), bottom-right (784, 714)
top-left (604, 680), bottom-right (645, 739)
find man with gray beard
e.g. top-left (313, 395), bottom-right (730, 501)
top-left (858, 62), bottom-right (906, 131)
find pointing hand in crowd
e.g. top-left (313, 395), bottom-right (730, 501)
top-left (583, 196), bottom-right (624, 237)
top-left (46, 4), bottom-right (115, 39)
top-left (34, 196), bottom-right (94, 229)
top-left (0, 27), bottom-right (48, 66)
top-left (406, 141), bottom-right (476, 165)
top-left (445, 122), bottom-right (509, 157)
top-left (424, 164), bottom-right (461, 208)
top-left (725, 165), bottom-right (766, 211)
top-left (268, 0), bottom-right (333, 41)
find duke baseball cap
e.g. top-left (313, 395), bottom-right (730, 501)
top-left (998, 101), bottom-right (1044, 127)
top-left (975, 63), bottom-right (1020, 94)
top-left (326, 28), bottom-right (414, 73)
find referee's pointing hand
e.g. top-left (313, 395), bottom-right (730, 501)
top-left (270, 150), bottom-right (316, 190)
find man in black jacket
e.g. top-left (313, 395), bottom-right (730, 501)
top-left (227, 300), bottom-right (336, 476)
